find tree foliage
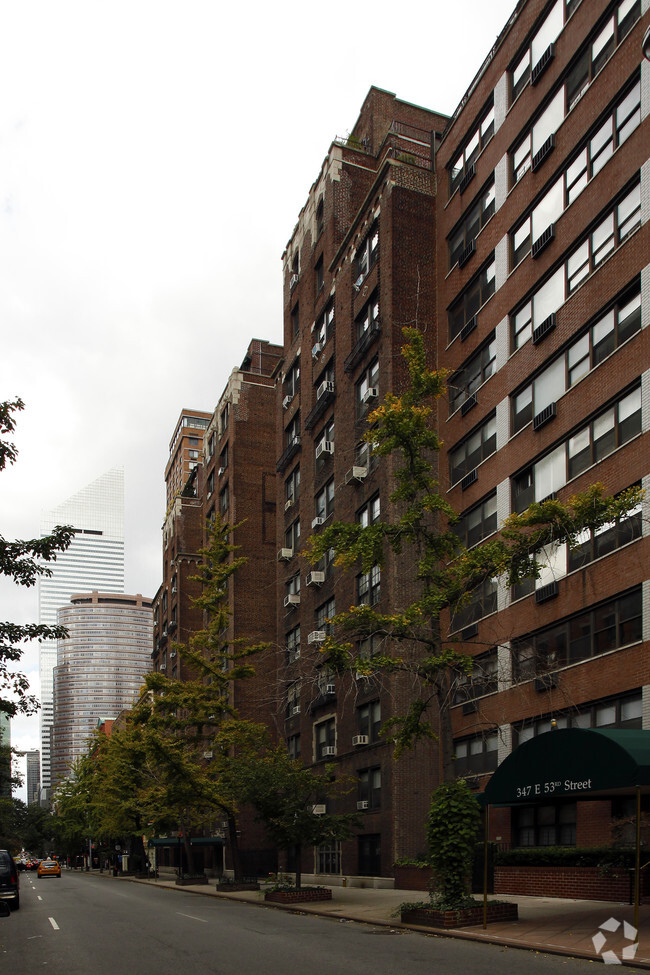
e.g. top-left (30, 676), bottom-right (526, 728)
top-left (309, 328), bottom-right (643, 778)
top-left (0, 398), bottom-right (74, 718)
top-left (426, 780), bottom-right (480, 908)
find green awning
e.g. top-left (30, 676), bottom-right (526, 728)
top-left (482, 728), bottom-right (650, 807)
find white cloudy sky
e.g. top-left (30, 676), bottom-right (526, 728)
top-left (0, 0), bottom-right (516, 796)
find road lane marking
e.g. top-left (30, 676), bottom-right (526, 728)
top-left (37, 895), bottom-right (42, 901)
top-left (177, 912), bottom-right (208, 923)
top-left (48, 918), bottom-right (59, 930)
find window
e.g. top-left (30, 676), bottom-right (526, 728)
top-left (355, 440), bottom-right (378, 474)
top-left (357, 565), bottom-right (381, 606)
top-left (511, 3), bottom-right (641, 183)
top-left (512, 285), bottom-right (641, 433)
top-left (316, 842), bottom-right (340, 874)
top-left (448, 100), bottom-right (494, 195)
top-left (448, 257), bottom-right (496, 340)
top-left (287, 734), bottom-right (300, 760)
top-left (358, 494), bottom-right (380, 527)
top-left (219, 484), bottom-right (229, 515)
top-left (355, 222), bottom-right (379, 286)
top-left (512, 383), bottom-right (641, 511)
top-left (285, 358), bottom-right (301, 399)
top-left (316, 597), bottom-right (335, 633)
top-left (448, 333), bottom-right (496, 415)
top-left (513, 803), bottom-right (576, 847)
top-left (515, 694), bottom-right (642, 748)
top-left (315, 255), bottom-right (324, 295)
top-left (286, 572), bottom-right (300, 598)
top-left (285, 519), bottom-right (301, 554)
top-left (314, 302), bottom-right (335, 349)
top-left (448, 180), bottom-right (495, 269)
top-left (315, 417), bottom-right (334, 468)
top-left (291, 302), bottom-right (300, 339)
top-left (285, 466), bottom-right (300, 507)
top-left (356, 292), bottom-right (380, 339)
top-left (315, 718), bottom-right (336, 760)
top-left (512, 182), bottom-right (640, 352)
top-left (357, 701), bottom-right (381, 742)
top-left (356, 358), bottom-right (379, 417)
top-left (449, 413), bottom-right (496, 485)
top-left (453, 731), bottom-right (498, 776)
top-left (453, 649), bottom-right (498, 704)
top-left (219, 403), bottom-right (230, 436)
top-left (207, 470), bottom-right (215, 499)
top-left (358, 766), bottom-right (381, 809)
top-left (511, 0), bottom-right (566, 101)
top-left (316, 198), bottom-right (324, 240)
top-left (314, 479), bottom-right (334, 523)
top-left (207, 432), bottom-right (216, 460)
top-left (568, 488), bottom-right (641, 572)
top-left (454, 492), bottom-right (497, 548)
top-left (286, 625), bottom-right (300, 663)
top-left (286, 682), bottom-right (301, 718)
top-left (285, 412), bottom-right (300, 448)
top-left (450, 577), bottom-right (498, 631)
top-left (513, 587), bottom-right (642, 678)
top-left (358, 633), bottom-right (382, 666)
top-left (219, 444), bottom-right (228, 472)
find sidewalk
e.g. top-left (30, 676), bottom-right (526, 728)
top-left (116, 873), bottom-right (650, 968)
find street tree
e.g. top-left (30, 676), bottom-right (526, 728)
top-left (0, 398), bottom-right (74, 718)
top-left (309, 328), bottom-right (643, 780)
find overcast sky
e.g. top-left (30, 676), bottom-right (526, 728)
top-left (1, 0), bottom-right (517, 798)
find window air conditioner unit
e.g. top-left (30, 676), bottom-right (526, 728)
top-left (283, 395), bottom-right (293, 410)
top-left (306, 571), bottom-right (325, 587)
top-left (311, 516), bottom-right (325, 529)
top-left (312, 804), bottom-right (326, 816)
top-left (308, 630), bottom-right (327, 644)
top-left (352, 735), bottom-right (369, 747)
top-left (277, 548), bottom-right (293, 561)
top-left (325, 684), bottom-right (336, 695)
top-left (315, 440), bottom-right (334, 459)
top-left (317, 380), bottom-right (334, 400)
top-left (312, 342), bottom-right (322, 358)
top-left (322, 746), bottom-right (336, 757)
top-left (357, 800), bottom-right (369, 810)
top-left (291, 704), bottom-right (301, 716)
top-left (284, 498), bottom-right (294, 511)
top-left (362, 387), bottom-right (378, 404)
top-left (345, 466), bottom-right (367, 484)
top-left (170, 650), bottom-right (177, 658)
top-left (203, 751), bottom-right (214, 760)
top-left (171, 586), bottom-right (177, 594)
top-left (290, 273), bottom-right (299, 289)
top-left (284, 594), bottom-right (300, 608)
top-left (159, 664), bottom-right (166, 672)
top-left (218, 466), bottom-right (226, 477)
top-left (288, 648), bottom-right (300, 661)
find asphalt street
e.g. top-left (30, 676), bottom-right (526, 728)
top-left (1, 870), bottom-right (617, 974)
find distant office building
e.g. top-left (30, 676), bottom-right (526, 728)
top-left (51, 591), bottom-right (153, 790)
top-left (25, 750), bottom-right (40, 806)
top-left (39, 468), bottom-right (125, 794)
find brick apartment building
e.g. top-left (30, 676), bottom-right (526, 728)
top-left (436, 0), bottom-right (649, 851)
top-left (151, 340), bottom-right (282, 875)
top-left (273, 0), bottom-right (649, 881)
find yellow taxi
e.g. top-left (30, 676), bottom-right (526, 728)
top-left (37, 859), bottom-right (61, 878)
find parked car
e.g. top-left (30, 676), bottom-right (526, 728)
top-left (37, 859), bottom-right (61, 878)
top-left (0, 851), bottom-right (19, 910)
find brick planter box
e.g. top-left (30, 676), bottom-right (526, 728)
top-left (175, 875), bottom-right (209, 886)
top-left (494, 866), bottom-right (636, 902)
top-left (401, 901), bottom-right (518, 929)
top-left (394, 865), bottom-right (432, 891)
top-left (264, 888), bottom-right (333, 904)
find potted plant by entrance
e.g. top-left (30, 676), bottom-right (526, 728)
top-left (399, 781), bottom-right (518, 929)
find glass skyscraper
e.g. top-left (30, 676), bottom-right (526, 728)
top-left (39, 468), bottom-right (124, 793)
